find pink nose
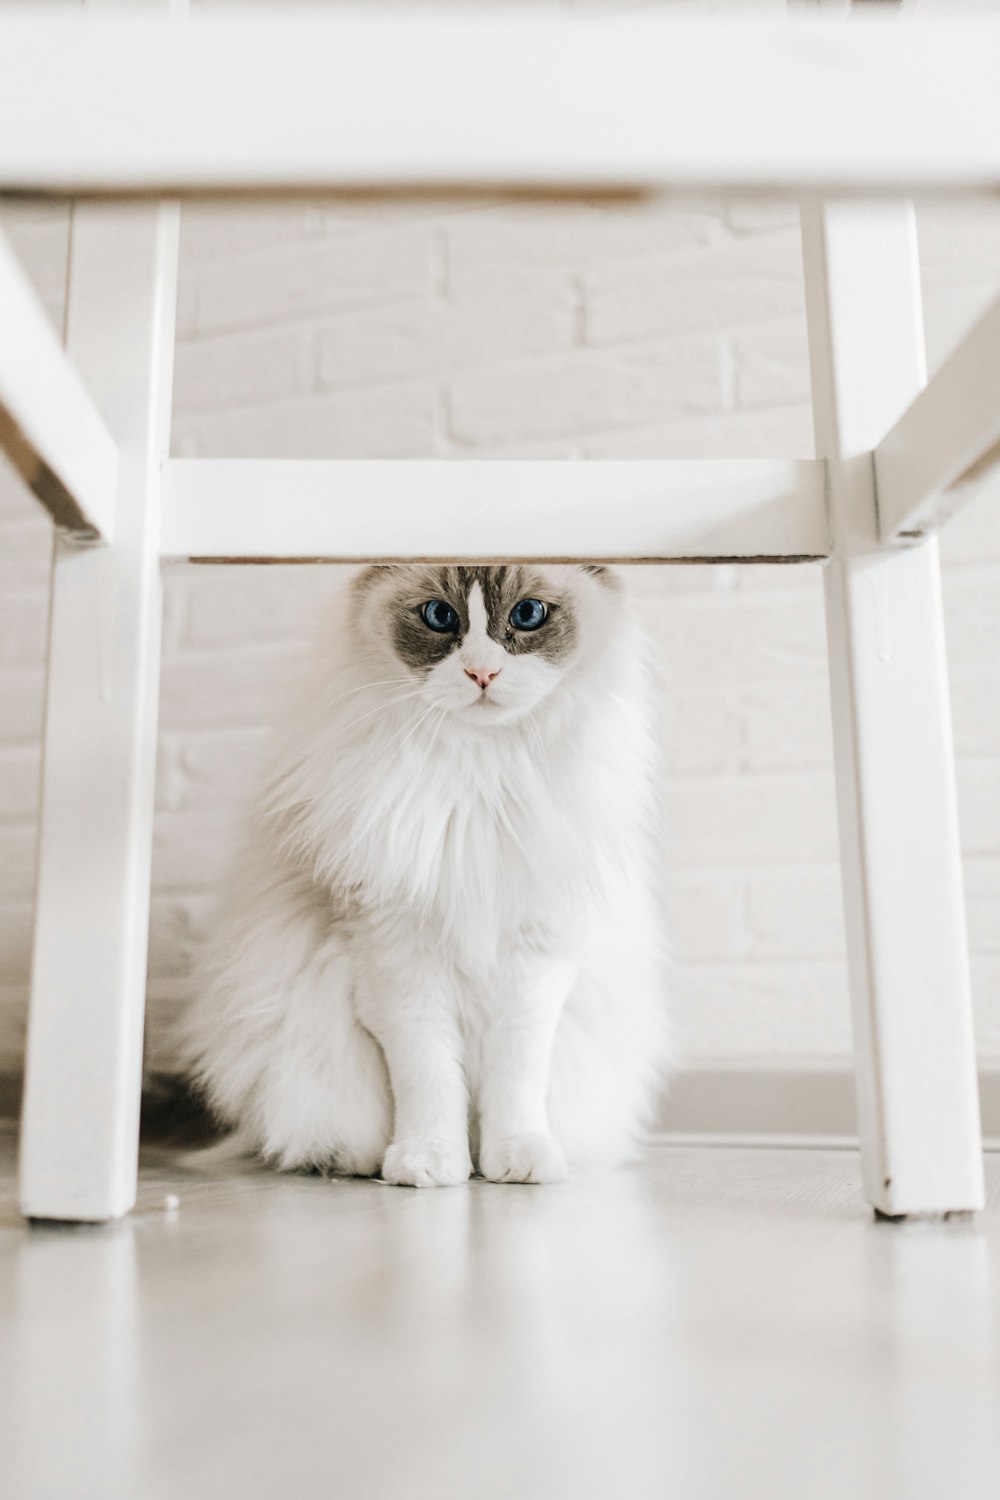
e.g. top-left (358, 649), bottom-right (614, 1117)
top-left (465, 666), bottom-right (501, 691)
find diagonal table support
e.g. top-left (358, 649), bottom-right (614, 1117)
top-left (0, 228), bottom-right (118, 540)
top-left (875, 292), bottom-right (1000, 543)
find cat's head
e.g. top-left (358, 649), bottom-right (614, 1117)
top-left (351, 564), bottom-right (621, 726)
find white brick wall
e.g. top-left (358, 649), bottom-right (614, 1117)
top-left (2, 186), bottom-right (1000, 1082)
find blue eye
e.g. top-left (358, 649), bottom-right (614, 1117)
top-left (509, 598), bottom-right (548, 632)
top-left (421, 599), bottom-right (458, 633)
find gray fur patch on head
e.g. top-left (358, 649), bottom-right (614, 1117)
top-left (361, 564), bottom-right (605, 671)
top-left (475, 566), bottom-right (579, 662)
top-left (384, 566), bottom-right (469, 674)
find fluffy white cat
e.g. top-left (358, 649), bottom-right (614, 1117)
top-left (180, 564), bottom-right (671, 1186)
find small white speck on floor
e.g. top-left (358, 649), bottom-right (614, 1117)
top-left (163, 1193), bottom-right (180, 1212)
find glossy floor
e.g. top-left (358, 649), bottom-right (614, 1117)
top-left (2, 1132), bottom-right (999, 1500)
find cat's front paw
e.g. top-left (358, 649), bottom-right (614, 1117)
top-left (479, 1133), bottom-right (568, 1185)
top-left (381, 1138), bottom-right (472, 1188)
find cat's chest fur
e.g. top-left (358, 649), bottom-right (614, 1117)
top-left (279, 698), bottom-right (625, 965)
top-left (347, 731), bottom-right (587, 923)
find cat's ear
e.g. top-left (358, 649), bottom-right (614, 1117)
top-left (579, 564), bottom-right (622, 590)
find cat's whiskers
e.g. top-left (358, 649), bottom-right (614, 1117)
top-left (323, 676), bottom-right (414, 710)
top-left (266, 689), bottom-right (427, 816)
top-left (523, 707), bottom-right (553, 791)
top-left (384, 699), bottom-right (445, 760)
top-left (335, 689), bottom-right (427, 739)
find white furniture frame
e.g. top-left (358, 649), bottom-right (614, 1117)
top-left (2, 6), bottom-right (995, 1222)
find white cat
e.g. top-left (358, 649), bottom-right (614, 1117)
top-left (179, 564), bottom-right (671, 1186)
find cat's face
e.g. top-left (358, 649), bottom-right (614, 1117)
top-left (353, 564), bottom-right (619, 726)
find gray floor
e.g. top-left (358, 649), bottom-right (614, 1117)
top-left (2, 1129), bottom-right (1000, 1500)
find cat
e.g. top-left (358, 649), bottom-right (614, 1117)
top-left (179, 563), bottom-right (672, 1187)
